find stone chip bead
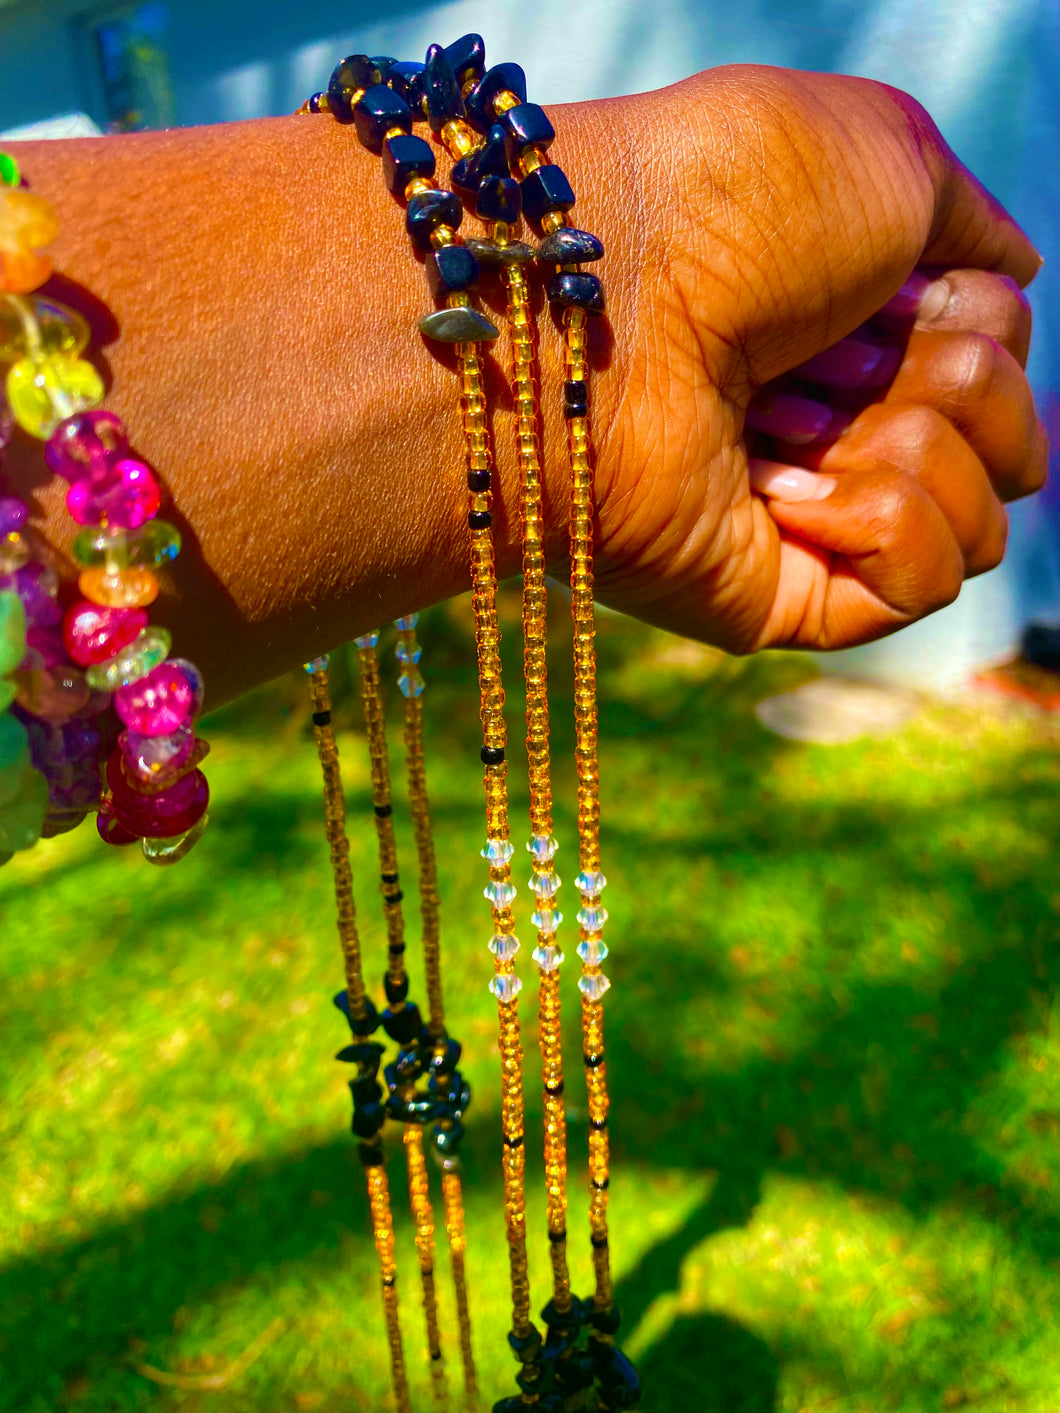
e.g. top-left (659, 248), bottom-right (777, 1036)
top-left (500, 102), bottom-right (556, 156)
top-left (406, 188), bottom-right (463, 251)
top-left (84, 624), bottom-right (171, 691)
top-left (465, 62), bottom-right (527, 131)
top-left (327, 54), bottom-right (393, 123)
top-left (536, 227), bottom-right (605, 265)
top-left (381, 133), bottom-right (435, 196)
top-left (6, 354), bottom-right (105, 439)
top-left (520, 164), bottom-right (576, 224)
top-left (418, 306), bottom-right (499, 343)
top-left (547, 271), bottom-right (605, 316)
top-left (422, 42), bottom-right (466, 133)
top-left (114, 658), bottom-right (202, 735)
top-left (463, 237), bottom-right (535, 266)
top-left (476, 175), bottom-right (521, 223)
top-left (63, 600), bottom-right (148, 667)
top-left (443, 32), bottom-right (486, 87)
top-left (44, 409), bottom-right (126, 481)
top-left (66, 458), bottom-right (162, 529)
top-left (353, 84), bottom-right (412, 152)
top-left (78, 565), bottom-right (160, 609)
top-left (106, 750), bottom-right (209, 839)
top-left (387, 60), bottom-right (425, 107)
top-left (72, 519), bottom-right (181, 570)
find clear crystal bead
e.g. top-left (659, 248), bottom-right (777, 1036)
top-left (532, 943), bottom-right (564, 971)
top-left (398, 670), bottom-right (425, 698)
top-left (577, 905), bottom-right (609, 932)
top-left (531, 907), bottom-right (563, 934)
top-left (481, 837), bottom-right (515, 864)
top-left (578, 972), bottom-right (611, 1002)
top-left (354, 631), bottom-right (380, 649)
top-left (527, 833), bottom-right (559, 862)
top-left (488, 933), bottom-right (520, 961)
top-left (577, 937), bottom-right (609, 965)
top-left (484, 879), bottom-right (517, 907)
top-left (489, 974), bottom-right (522, 1004)
top-left (395, 641), bottom-right (422, 664)
top-left (529, 870), bottom-right (561, 899)
top-left (575, 870), bottom-right (607, 897)
top-left (394, 614), bottom-right (419, 630)
top-left (303, 655), bottom-right (329, 673)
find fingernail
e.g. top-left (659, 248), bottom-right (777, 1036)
top-left (746, 393), bottom-right (837, 445)
top-left (916, 277), bottom-right (951, 321)
top-left (879, 272), bottom-right (932, 319)
top-left (795, 339), bottom-right (900, 390)
top-left (749, 458), bottom-right (837, 502)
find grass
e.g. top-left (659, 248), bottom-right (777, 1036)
top-left (2, 591), bottom-right (1059, 1413)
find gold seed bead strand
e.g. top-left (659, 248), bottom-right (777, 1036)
top-left (404, 1124), bottom-right (448, 1411)
top-left (306, 661), bottom-right (411, 1413)
top-left (393, 614), bottom-right (480, 1402)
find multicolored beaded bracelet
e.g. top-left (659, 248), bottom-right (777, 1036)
top-left (0, 149), bottom-right (209, 866)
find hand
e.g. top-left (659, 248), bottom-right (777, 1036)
top-left (580, 65), bottom-right (1047, 652)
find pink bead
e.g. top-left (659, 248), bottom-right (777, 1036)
top-left (107, 751), bottom-right (209, 838)
top-left (119, 723), bottom-right (194, 779)
top-left (66, 458), bottom-right (161, 529)
top-left (63, 600), bottom-right (148, 667)
top-left (96, 798), bottom-right (140, 847)
top-left (114, 661), bottom-right (196, 735)
top-left (25, 625), bottom-right (66, 668)
top-left (45, 411), bottom-right (127, 482)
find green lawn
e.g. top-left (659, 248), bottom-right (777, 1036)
top-left (2, 593), bottom-right (1059, 1413)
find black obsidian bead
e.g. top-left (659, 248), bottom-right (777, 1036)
top-left (426, 244), bottom-right (480, 299)
top-left (334, 989), bottom-right (381, 1035)
top-left (589, 1339), bottom-right (641, 1409)
top-left (381, 133), bottom-right (435, 195)
top-left (468, 509), bottom-right (492, 530)
top-left (476, 175), bottom-right (521, 222)
top-left (553, 1353), bottom-right (595, 1392)
top-left (388, 59), bottom-right (423, 106)
top-left (384, 971), bottom-right (409, 1005)
top-left (429, 1036), bottom-right (462, 1073)
top-left (335, 1040), bottom-right (385, 1070)
top-left (406, 188), bottom-right (462, 251)
top-left (536, 227), bottom-right (605, 265)
top-left (547, 271), bottom-right (605, 316)
top-left (501, 102), bottom-right (555, 154)
top-left (468, 123), bottom-right (512, 182)
top-left (450, 155), bottom-right (477, 198)
top-left (423, 43), bottom-right (465, 133)
top-left (352, 1100), bottom-right (385, 1137)
top-left (520, 164), bottom-right (576, 223)
top-left (353, 84), bottom-right (412, 153)
top-left (383, 1002), bottom-right (423, 1045)
top-left (358, 1140), bottom-right (384, 1167)
top-left (508, 1324), bottom-right (544, 1362)
top-left (351, 1074), bottom-right (384, 1106)
top-left (467, 469), bottom-right (491, 492)
top-left (466, 62), bottom-right (527, 131)
top-left (328, 54), bottom-right (390, 123)
top-left (563, 378), bottom-right (588, 418)
top-left (591, 1305), bottom-right (622, 1335)
top-left (444, 32), bottom-right (486, 87)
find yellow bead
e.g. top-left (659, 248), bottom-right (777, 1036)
top-left (6, 354), bottom-right (104, 439)
top-left (0, 293), bottom-right (90, 363)
top-left (0, 189), bottom-right (59, 251)
top-left (78, 565), bottom-right (160, 608)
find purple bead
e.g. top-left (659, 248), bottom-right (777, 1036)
top-left (25, 625), bottom-right (65, 668)
top-left (0, 497), bottom-right (27, 535)
top-left (114, 662), bottom-right (196, 735)
top-left (45, 411), bottom-right (127, 482)
top-left (169, 658), bottom-right (205, 715)
top-left (47, 759), bottom-right (102, 812)
top-left (119, 723), bottom-right (194, 780)
top-left (66, 458), bottom-right (161, 529)
top-left (63, 601), bottom-right (148, 667)
top-left (7, 563), bottom-right (61, 628)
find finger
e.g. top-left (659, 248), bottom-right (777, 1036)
top-left (919, 144), bottom-right (1042, 288)
top-left (810, 403), bottom-right (1009, 576)
top-left (749, 458), bottom-right (964, 648)
top-left (872, 268), bottom-right (1033, 368)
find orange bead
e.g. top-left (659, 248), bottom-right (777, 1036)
top-left (78, 565), bottom-right (160, 608)
top-left (0, 249), bottom-right (52, 294)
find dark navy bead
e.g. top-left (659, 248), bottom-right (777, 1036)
top-left (591, 1304), bottom-right (622, 1335)
top-left (383, 1001), bottom-right (423, 1045)
top-left (423, 43), bottom-right (465, 133)
top-left (358, 1139), bottom-right (384, 1167)
top-left (563, 379), bottom-right (588, 419)
top-left (353, 84), bottom-right (412, 153)
top-left (428, 1037), bottom-right (462, 1074)
top-left (335, 1040), bottom-right (386, 1070)
top-left (351, 1074), bottom-right (384, 1106)
top-left (507, 1324), bottom-right (543, 1362)
top-left (520, 164), bottom-right (576, 223)
top-left (406, 188), bottom-right (462, 251)
top-left (552, 1352), bottom-right (594, 1391)
top-left (444, 33), bottom-right (486, 87)
top-left (464, 237), bottom-right (536, 266)
top-left (536, 227), bottom-right (605, 265)
top-left (466, 62), bottom-right (527, 132)
top-left (433, 1117), bottom-right (465, 1153)
top-left (481, 744), bottom-right (504, 764)
top-left (328, 55), bottom-right (390, 123)
top-left (418, 307), bottom-right (499, 342)
top-left (501, 102), bottom-right (555, 154)
top-left (384, 971), bottom-right (409, 1005)
top-left (426, 245), bottom-right (480, 299)
top-left (547, 271), bottom-right (605, 316)
top-left (476, 175), bottom-right (521, 223)
top-left (541, 1295), bottom-right (592, 1330)
top-left (389, 59), bottom-right (424, 106)
top-left (334, 990), bottom-right (381, 1036)
top-left (381, 133), bottom-right (436, 195)
top-left (450, 155), bottom-right (478, 199)
top-left (468, 509), bottom-right (492, 530)
top-left (492, 1401), bottom-right (526, 1413)
top-left (589, 1339), bottom-right (641, 1409)
top-left (467, 123), bottom-right (511, 183)
top-left (351, 1100), bottom-right (385, 1137)
top-left (468, 469), bottom-right (491, 491)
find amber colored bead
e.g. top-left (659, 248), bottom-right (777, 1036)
top-left (78, 565), bottom-right (160, 608)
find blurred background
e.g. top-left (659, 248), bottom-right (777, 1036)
top-left (1, 3), bottom-right (1059, 1411)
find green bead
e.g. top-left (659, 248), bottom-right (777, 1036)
top-left (0, 588), bottom-right (27, 676)
top-left (0, 151), bottom-right (20, 188)
top-left (0, 761), bottom-right (47, 852)
top-left (0, 711), bottom-right (28, 774)
top-left (0, 295), bottom-right (91, 365)
top-left (72, 519), bottom-right (181, 570)
top-left (0, 680), bottom-right (15, 711)
top-left (6, 353), bottom-right (105, 440)
top-left (85, 624), bottom-right (171, 691)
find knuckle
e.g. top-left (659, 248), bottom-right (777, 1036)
top-left (946, 330), bottom-right (1000, 411)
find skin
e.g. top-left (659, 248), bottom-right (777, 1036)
top-left (3, 64), bottom-right (1048, 705)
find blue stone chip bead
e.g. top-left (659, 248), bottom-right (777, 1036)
top-left (468, 123), bottom-right (511, 182)
top-left (444, 32), bottom-right (486, 86)
top-left (406, 188), bottom-right (463, 250)
top-left (388, 59), bottom-right (425, 107)
top-left (328, 54), bottom-right (391, 123)
top-left (382, 1000), bottom-right (423, 1045)
top-left (589, 1338), bottom-right (641, 1409)
top-left (476, 175), bottom-right (521, 223)
top-left (351, 1098), bottom-right (386, 1138)
top-left (426, 244), bottom-right (480, 299)
top-left (466, 62), bottom-right (528, 131)
top-left (353, 83), bottom-right (413, 152)
top-left (501, 102), bottom-right (556, 155)
top-left (547, 271), bottom-right (605, 315)
top-left (423, 42), bottom-right (465, 133)
top-left (520, 164), bottom-right (576, 223)
top-left (334, 989), bottom-right (382, 1035)
top-left (536, 227), bottom-right (604, 265)
top-left (381, 133), bottom-right (436, 195)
